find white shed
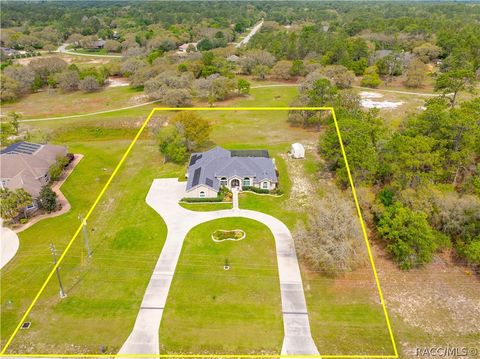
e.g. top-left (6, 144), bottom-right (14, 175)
top-left (291, 143), bottom-right (305, 159)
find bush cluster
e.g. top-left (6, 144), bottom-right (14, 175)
top-left (242, 186), bottom-right (270, 194)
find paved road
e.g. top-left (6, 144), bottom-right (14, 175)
top-left (251, 83), bottom-right (442, 97)
top-left (1, 220), bottom-right (20, 270)
top-left (15, 83), bottom-right (441, 123)
top-left (119, 178), bottom-right (318, 356)
top-left (57, 43), bottom-right (122, 58)
top-left (17, 100), bottom-right (160, 123)
top-left (352, 85), bottom-right (442, 97)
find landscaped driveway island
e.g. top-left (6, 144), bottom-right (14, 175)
top-left (119, 178), bottom-right (319, 356)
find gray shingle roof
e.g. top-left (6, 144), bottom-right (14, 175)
top-left (0, 142), bottom-right (67, 197)
top-left (186, 146), bottom-right (277, 192)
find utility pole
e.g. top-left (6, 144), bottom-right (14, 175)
top-left (50, 243), bottom-right (67, 299)
top-left (78, 214), bottom-right (91, 257)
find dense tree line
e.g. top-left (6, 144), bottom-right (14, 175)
top-left (314, 91), bottom-right (480, 269)
top-left (1, 57), bottom-right (110, 102)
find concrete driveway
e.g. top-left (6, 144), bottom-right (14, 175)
top-left (118, 178), bottom-right (318, 356)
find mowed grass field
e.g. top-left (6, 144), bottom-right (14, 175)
top-left (160, 218), bottom-right (283, 354)
top-left (2, 85), bottom-right (394, 355)
top-left (0, 139), bottom-right (130, 347)
top-left (236, 151), bottom-right (394, 355)
top-left (0, 85), bottom-right (146, 119)
top-left (7, 138), bottom-right (184, 353)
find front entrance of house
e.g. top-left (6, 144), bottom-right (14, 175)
top-left (231, 179), bottom-right (240, 188)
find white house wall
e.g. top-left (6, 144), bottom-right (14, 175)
top-left (185, 185), bottom-right (218, 198)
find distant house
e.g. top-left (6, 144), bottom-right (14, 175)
top-left (178, 42), bottom-right (197, 53)
top-left (185, 146), bottom-right (278, 198)
top-left (369, 50), bottom-right (413, 67)
top-left (0, 47), bottom-right (18, 58)
top-left (92, 39), bottom-right (106, 49)
top-left (0, 142), bottom-right (67, 200)
top-left (290, 143), bottom-right (305, 159)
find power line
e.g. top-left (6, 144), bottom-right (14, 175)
top-left (50, 243), bottom-right (67, 299)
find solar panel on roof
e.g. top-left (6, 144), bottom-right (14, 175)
top-left (189, 154), bottom-right (197, 166)
top-left (189, 154), bottom-right (203, 166)
top-left (192, 167), bottom-right (201, 187)
top-left (206, 178), bottom-right (213, 187)
top-left (230, 150), bottom-right (269, 158)
top-left (0, 142), bottom-right (41, 155)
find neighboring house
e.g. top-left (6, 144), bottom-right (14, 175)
top-left (92, 39), bottom-right (106, 49)
top-left (369, 50), bottom-right (413, 67)
top-left (185, 146), bottom-right (278, 198)
top-left (178, 42), bottom-right (197, 53)
top-left (0, 47), bottom-right (18, 58)
top-left (0, 142), bottom-right (67, 203)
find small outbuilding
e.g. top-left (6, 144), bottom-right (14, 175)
top-left (290, 143), bottom-right (305, 159)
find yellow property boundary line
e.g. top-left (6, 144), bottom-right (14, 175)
top-left (0, 107), bottom-right (399, 359)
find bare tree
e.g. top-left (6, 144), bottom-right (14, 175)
top-left (295, 192), bottom-right (367, 276)
top-left (56, 70), bottom-right (79, 92)
top-left (79, 76), bottom-right (100, 92)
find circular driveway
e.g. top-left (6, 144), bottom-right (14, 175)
top-left (119, 178), bottom-right (319, 356)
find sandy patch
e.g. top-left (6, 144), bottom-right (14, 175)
top-left (376, 247), bottom-right (480, 338)
top-left (359, 91), bottom-right (384, 99)
top-left (129, 94), bottom-right (149, 105)
top-left (282, 141), bottom-right (318, 209)
top-left (107, 77), bottom-right (129, 87)
top-left (359, 90), bottom-right (404, 109)
top-left (361, 99), bottom-right (404, 109)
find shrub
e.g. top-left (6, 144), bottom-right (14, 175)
top-left (66, 153), bottom-right (75, 164)
top-left (295, 192), bottom-right (366, 276)
top-left (181, 196), bottom-right (224, 203)
top-left (377, 202), bottom-right (448, 269)
top-left (56, 70), bottom-right (79, 92)
top-left (48, 155), bottom-right (70, 181)
top-left (361, 65), bottom-right (381, 88)
top-left (461, 239), bottom-right (480, 266)
top-left (182, 186), bottom-right (231, 202)
top-left (39, 186), bottom-right (57, 212)
top-left (79, 75), bottom-right (100, 92)
top-left (242, 186), bottom-right (270, 194)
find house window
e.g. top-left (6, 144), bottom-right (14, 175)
top-left (199, 191), bottom-right (206, 198)
top-left (220, 177), bottom-right (227, 186)
top-left (262, 181), bottom-right (269, 189)
top-left (243, 178), bottom-right (250, 187)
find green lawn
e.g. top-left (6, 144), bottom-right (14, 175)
top-left (6, 139), bottom-right (184, 353)
top-left (236, 146), bottom-right (394, 355)
top-left (303, 268), bottom-right (394, 355)
top-left (2, 86), bottom-right (396, 354)
top-left (1, 86), bottom-right (144, 119)
top-left (160, 218), bottom-right (283, 354)
top-left (0, 140), bottom-right (130, 347)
